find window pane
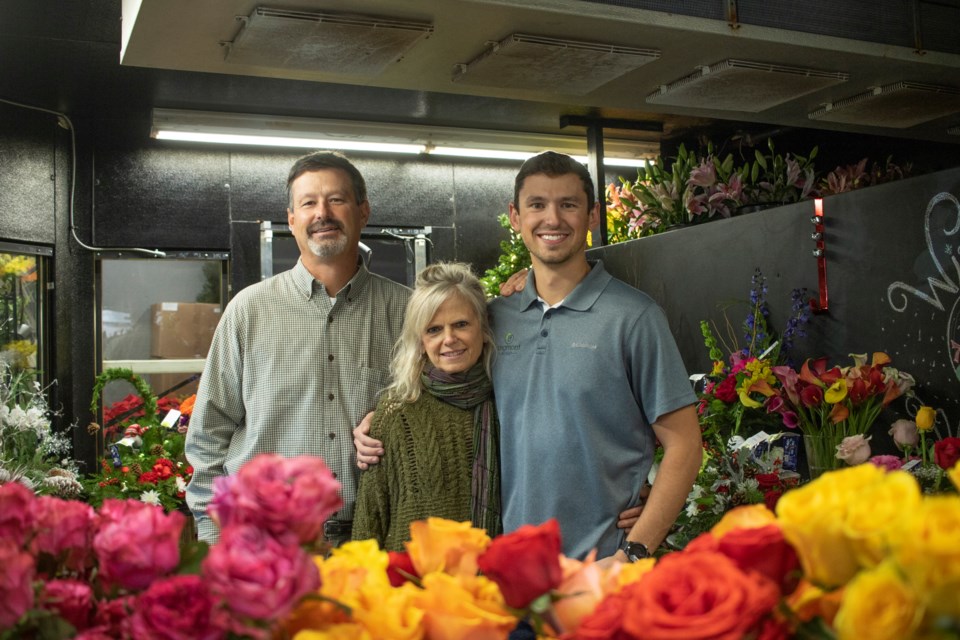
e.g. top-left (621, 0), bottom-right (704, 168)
top-left (99, 258), bottom-right (225, 412)
top-left (1, 249), bottom-right (46, 387)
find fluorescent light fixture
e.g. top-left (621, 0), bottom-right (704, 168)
top-left (151, 108), bottom-right (657, 165)
top-left (154, 130), bottom-right (425, 153)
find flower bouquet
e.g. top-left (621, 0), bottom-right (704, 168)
top-left (0, 451), bottom-right (341, 639)
top-left (766, 352), bottom-right (915, 478)
top-left (874, 405), bottom-right (960, 494)
top-left (0, 362), bottom-right (81, 498)
top-left (82, 369), bottom-right (194, 513)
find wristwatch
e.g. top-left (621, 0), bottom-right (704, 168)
top-left (621, 540), bottom-right (651, 562)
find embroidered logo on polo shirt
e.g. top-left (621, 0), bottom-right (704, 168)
top-left (504, 332), bottom-right (514, 345)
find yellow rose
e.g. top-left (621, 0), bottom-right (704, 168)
top-left (842, 470), bottom-right (922, 568)
top-left (414, 573), bottom-right (516, 640)
top-left (407, 518), bottom-right (490, 578)
top-left (891, 495), bottom-right (960, 592)
top-left (711, 503), bottom-right (777, 538)
top-left (319, 541), bottom-right (391, 610)
top-left (352, 583), bottom-right (425, 640)
top-left (776, 464), bottom-right (886, 588)
top-left (915, 406), bottom-right (936, 431)
top-left (294, 624), bottom-right (373, 640)
top-left (834, 561), bottom-right (922, 640)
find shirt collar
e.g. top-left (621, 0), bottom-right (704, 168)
top-left (518, 260), bottom-right (610, 312)
top-left (291, 258), bottom-right (371, 301)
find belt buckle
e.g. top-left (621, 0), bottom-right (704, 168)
top-left (323, 519), bottom-right (351, 538)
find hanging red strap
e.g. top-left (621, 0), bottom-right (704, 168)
top-left (810, 198), bottom-right (829, 313)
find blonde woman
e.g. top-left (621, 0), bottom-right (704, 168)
top-left (352, 262), bottom-right (500, 550)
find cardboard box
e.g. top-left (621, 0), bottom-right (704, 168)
top-left (150, 302), bottom-right (222, 359)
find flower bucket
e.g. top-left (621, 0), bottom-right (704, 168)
top-left (803, 434), bottom-right (841, 480)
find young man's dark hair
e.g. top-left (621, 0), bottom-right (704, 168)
top-left (513, 151), bottom-right (595, 210)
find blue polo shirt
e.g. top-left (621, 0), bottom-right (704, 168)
top-left (489, 261), bottom-right (695, 559)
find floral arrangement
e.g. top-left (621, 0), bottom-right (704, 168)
top-left (819, 155), bottom-right (912, 196)
top-left (875, 404), bottom-right (960, 494)
top-left (668, 433), bottom-right (800, 549)
top-left (4, 453), bottom-right (958, 639)
top-left (765, 352), bottom-right (915, 477)
top-left (82, 369), bottom-right (194, 513)
top-left (0, 452), bottom-right (340, 639)
top-left (480, 213), bottom-right (531, 297)
top-left (0, 363), bottom-right (81, 498)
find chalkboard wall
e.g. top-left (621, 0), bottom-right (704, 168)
top-left (592, 166), bottom-right (960, 445)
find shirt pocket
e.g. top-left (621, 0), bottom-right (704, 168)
top-left (342, 365), bottom-right (390, 427)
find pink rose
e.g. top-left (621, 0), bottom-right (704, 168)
top-left (130, 575), bottom-right (225, 640)
top-left (209, 454), bottom-right (341, 544)
top-left (203, 524), bottom-right (319, 623)
top-left (40, 579), bottom-right (94, 631)
top-left (0, 540), bottom-right (35, 628)
top-left (90, 596), bottom-right (135, 638)
top-left (869, 455), bottom-right (904, 471)
top-left (836, 435), bottom-right (872, 465)
top-left (93, 499), bottom-right (185, 591)
top-left (888, 419), bottom-right (919, 449)
top-left (0, 481), bottom-right (37, 546)
top-left (32, 497), bottom-right (95, 572)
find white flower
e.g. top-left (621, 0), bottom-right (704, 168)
top-left (140, 490), bottom-right (162, 506)
top-left (175, 475), bottom-right (187, 493)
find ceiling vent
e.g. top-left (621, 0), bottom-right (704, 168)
top-left (808, 82), bottom-right (960, 128)
top-left (224, 7), bottom-right (434, 76)
top-left (646, 59), bottom-right (849, 112)
top-left (452, 34), bottom-right (659, 96)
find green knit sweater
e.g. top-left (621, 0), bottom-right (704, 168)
top-left (352, 392), bottom-right (477, 551)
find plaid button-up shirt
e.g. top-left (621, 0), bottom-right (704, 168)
top-left (186, 259), bottom-right (410, 541)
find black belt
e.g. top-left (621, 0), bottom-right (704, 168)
top-left (323, 519), bottom-right (353, 538)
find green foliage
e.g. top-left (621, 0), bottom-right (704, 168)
top-left (479, 214), bottom-right (531, 297)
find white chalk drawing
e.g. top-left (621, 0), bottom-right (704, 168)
top-left (887, 192), bottom-right (960, 385)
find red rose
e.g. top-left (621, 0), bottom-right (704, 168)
top-left (477, 519), bottom-right (562, 609)
top-left (754, 473), bottom-right (781, 491)
top-left (934, 437), bottom-right (960, 470)
top-left (713, 376), bottom-right (737, 403)
top-left (386, 551), bottom-right (419, 587)
top-left (763, 489), bottom-right (784, 511)
top-left (714, 525), bottom-right (801, 595)
top-left (621, 550), bottom-right (780, 640)
top-left (572, 587), bottom-right (633, 640)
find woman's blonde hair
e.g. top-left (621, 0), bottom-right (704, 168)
top-left (386, 262), bottom-right (494, 403)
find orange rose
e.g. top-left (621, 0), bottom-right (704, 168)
top-left (414, 573), bottom-right (516, 640)
top-left (621, 550), bottom-right (780, 640)
top-left (477, 519), bottom-right (562, 609)
top-left (570, 587), bottom-right (632, 640)
top-left (689, 524), bottom-right (801, 596)
top-left (406, 518), bottom-right (490, 578)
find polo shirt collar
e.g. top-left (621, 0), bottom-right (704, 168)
top-left (519, 260), bottom-right (610, 312)
top-left (291, 258), bottom-right (371, 301)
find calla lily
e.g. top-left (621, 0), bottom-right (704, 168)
top-left (829, 403), bottom-right (849, 424)
top-left (824, 379), bottom-right (848, 404)
top-left (799, 358), bottom-right (830, 386)
top-left (800, 385), bottom-right (824, 408)
top-left (739, 390), bottom-right (763, 408)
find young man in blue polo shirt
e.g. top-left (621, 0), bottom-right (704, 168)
top-left (489, 151), bottom-right (702, 562)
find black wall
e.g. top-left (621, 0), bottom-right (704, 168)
top-left (593, 167), bottom-right (960, 449)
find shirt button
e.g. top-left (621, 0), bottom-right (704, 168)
top-left (328, 432), bottom-right (336, 439)
top-left (332, 472), bottom-right (337, 479)
top-left (328, 316), bottom-right (334, 323)
top-left (328, 354), bottom-right (334, 361)
top-left (541, 329), bottom-right (548, 337)
top-left (328, 393), bottom-right (335, 401)
top-left (545, 311), bottom-right (552, 319)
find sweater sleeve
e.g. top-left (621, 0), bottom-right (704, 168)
top-left (351, 404), bottom-right (394, 547)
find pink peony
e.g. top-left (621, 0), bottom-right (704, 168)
top-left (32, 497), bottom-right (95, 572)
top-left (0, 481), bottom-right (37, 546)
top-left (0, 540), bottom-right (35, 628)
top-left (209, 454), bottom-right (341, 544)
top-left (130, 575), bottom-right (225, 640)
top-left (836, 434), bottom-right (872, 465)
top-left (40, 579), bottom-right (94, 631)
top-left (93, 499), bottom-right (184, 591)
top-left (202, 524), bottom-right (319, 623)
top-left (888, 419), bottom-right (919, 449)
top-left (869, 455), bottom-right (904, 471)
